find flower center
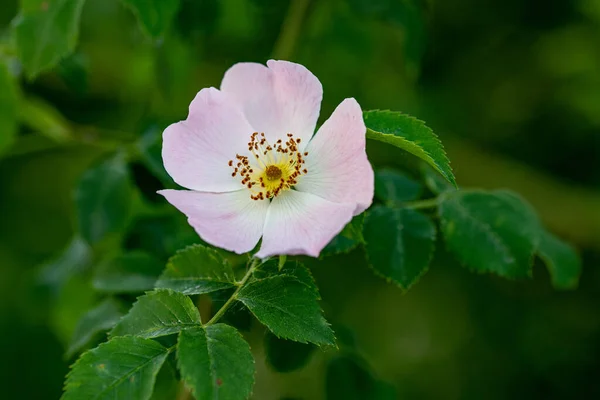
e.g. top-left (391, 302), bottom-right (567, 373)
top-left (228, 132), bottom-right (308, 201)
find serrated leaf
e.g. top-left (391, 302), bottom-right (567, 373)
top-left (93, 252), bottom-right (164, 293)
top-left (322, 214), bottom-right (365, 257)
top-left (177, 324), bottom-right (254, 400)
top-left (326, 355), bottom-right (397, 400)
top-left (537, 230), bottom-right (582, 290)
top-left (439, 190), bottom-right (542, 278)
top-left (75, 154), bottom-right (133, 244)
top-left (237, 275), bottom-right (335, 346)
top-left (14, 0), bottom-right (86, 79)
top-left (364, 206), bottom-right (435, 290)
top-left (364, 110), bottom-right (456, 187)
top-left (254, 260), bottom-right (318, 295)
top-left (66, 298), bottom-right (124, 358)
top-left (62, 336), bottom-right (169, 400)
top-left (110, 290), bottom-right (200, 339)
top-left (264, 331), bottom-right (316, 373)
top-left (0, 60), bottom-right (19, 156)
top-left (374, 168), bottom-right (422, 204)
top-left (156, 244), bottom-right (236, 295)
top-left (121, 0), bottom-right (181, 39)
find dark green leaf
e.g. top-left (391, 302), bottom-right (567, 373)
top-left (93, 251), bottom-right (164, 293)
top-left (254, 260), bottom-right (318, 295)
top-left (62, 336), bottom-right (169, 400)
top-left (14, 0), bottom-right (86, 79)
top-left (364, 206), bottom-right (436, 290)
top-left (364, 110), bottom-right (456, 187)
top-left (537, 230), bottom-right (582, 290)
top-left (374, 168), bottom-right (422, 204)
top-left (149, 362), bottom-right (178, 400)
top-left (75, 154), bottom-right (133, 244)
top-left (420, 163), bottom-right (455, 195)
top-left (177, 324), bottom-right (255, 400)
top-left (264, 331), bottom-right (316, 373)
top-left (326, 356), bottom-right (397, 400)
top-left (110, 289), bottom-right (200, 339)
top-left (322, 214), bottom-right (365, 257)
top-left (136, 126), bottom-right (173, 187)
top-left (439, 190), bottom-right (542, 278)
top-left (156, 244), bottom-right (236, 295)
top-left (38, 235), bottom-right (92, 288)
top-left (67, 298), bottom-right (124, 358)
top-left (121, 0), bottom-right (181, 38)
top-left (0, 60), bottom-right (18, 156)
top-left (237, 275), bottom-right (335, 346)
top-left (210, 288), bottom-right (253, 332)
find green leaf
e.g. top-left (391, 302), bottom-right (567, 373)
top-left (326, 355), bottom-right (397, 400)
top-left (363, 206), bottom-right (436, 290)
top-left (237, 275), bottom-right (335, 346)
top-left (62, 336), bottom-right (169, 400)
top-left (121, 0), bottom-right (181, 39)
top-left (420, 163), bottom-right (455, 195)
top-left (439, 190), bottom-right (542, 278)
top-left (537, 230), bottom-right (582, 290)
top-left (149, 362), bottom-right (178, 400)
top-left (374, 168), bottom-right (422, 204)
top-left (136, 126), bottom-right (174, 187)
top-left (75, 154), bottom-right (133, 244)
top-left (110, 289), bottom-right (201, 339)
top-left (38, 235), bottom-right (92, 288)
top-left (156, 244), bottom-right (236, 295)
top-left (264, 331), bottom-right (316, 373)
top-left (19, 96), bottom-right (72, 141)
top-left (177, 324), bottom-right (254, 400)
top-left (0, 60), bottom-right (19, 156)
top-left (364, 110), bottom-right (456, 187)
top-left (322, 214), bottom-right (365, 257)
top-left (14, 0), bottom-right (86, 79)
top-left (66, 298), bottom-right (124, 358)
top-left (93, 251), bottom-right (164, 293)
top-left (253, 260), bottom-right (318, 295)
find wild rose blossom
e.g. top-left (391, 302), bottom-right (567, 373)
top-left (159, 60), bottom-right (374, 258)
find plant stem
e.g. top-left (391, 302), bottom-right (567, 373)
top-left (204, 258), bottom-right (260, 326)
top-left (402, 198), bottom-right (439, 210)
top-left (271, 0), bottom-right (311, 60)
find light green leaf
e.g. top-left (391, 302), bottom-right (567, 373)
top-left (93, 252), bottom-right (164, 293)
top-left (439, 190), bottom-right (542, 278)
top-left (62, 336), bottom-right (169, 400)
top-left (364, 206), bottom-right (436, 290)
top-left (322, 214), bottom-right (365, 257)
top-left (237, 275), bottom-right (335, 346)
top-left (14, 0), bottom-right (86, 79)
top-left (177, 324), bottom-right (255, 400)
top-left (19, 96), bottom-right (72, 141)
top-left (38, 235), bottom-right (92, 288)
top-left (156, 244), bottom-right (236, 295)
top-left (75, 154), bottom-right (133, 244)
top-left (0, 60), bottom-right (19, 156)
top-left (66, 298), bottom-right (124, 358)
top-left (264, 331), bottom-right (316, 373)
top-left (110, 289), bottom-right (201, 339)
top-left (537, 230), bottom-right (582, 290)
top-left (374, 168), bottom-right (422, 204)
top-left (364, 110), bottom-right (456, 187)
top-left (121, 0), bottom-right (181, 39)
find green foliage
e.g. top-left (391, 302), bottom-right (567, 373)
top-left (156, 244), bottom-right (236, 295)
top-left (75, 154), bottom-right (134, 244)
top-left (439, 190), bottom-right (542, 278)
top-left (93, 252), bottom-right (164, 293)
top-left (121, 0), bottom-right (181, 39)
top-left (374, 168), bottom-right (422, 205)
top-left (66, 298), bottom-right (124, 358)
top-left (38, 235), bottom-right (92, 288)
top-left (177, 324), bottom-right (254, 400)
top-left (264, 331), bottom-right (316, 373)
top-left (538, 230), bottom-right (582, 290)
top-left (322, 214), bottom-right (365, 256)
top-left (110, 290), bottom-right (201, 339)
top-left (18, 96), bottom-right (72, 142)
top-left (326, 355), bottom-right (397, 400)
top-left (364, 206), bottom-right (436, 290)
top-left (237, 275), bottom-right (335, 346)
top-left (62, 336), bottom-right (170, 400)
top-left (0, 61), bottom-right (18, 156)
top-left (420, 163), bottom-right (455, 195)
top-left (14, 0), bottom-right (86, 79)
top-left (364, 110), bottom-right (456, 187)
top-left (254, 260), bottom-right (319, 294)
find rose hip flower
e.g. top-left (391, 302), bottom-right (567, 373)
top-left (159, 60), bottom-right (374, 258)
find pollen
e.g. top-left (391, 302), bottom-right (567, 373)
top-left (227, 132), bottom-right (308, 200)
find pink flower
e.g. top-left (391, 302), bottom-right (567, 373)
top-left (159, 60), bottom-right (374, 258)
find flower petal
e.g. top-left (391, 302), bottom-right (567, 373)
top-left (295, 98), bottom-right (374, 214)
top-left (162, 87), bottom-right (254, 192)
top-left (159, 189), bottom-right (269, 254)
top-left (255, 190), bottom-right (355, 258)
top-left (220, 60), bottom-right (322, 147)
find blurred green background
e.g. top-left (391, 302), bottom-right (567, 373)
top-left (1, 0), bottom-right (599, 398)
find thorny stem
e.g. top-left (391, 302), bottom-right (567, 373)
top-left (402, 198), bottom-right (439, 210)
top-left (271, 0), bottom-right (311, 60)
top-left (203, 258), bottom-right (260, 327)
